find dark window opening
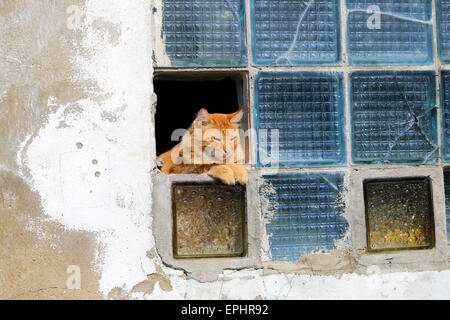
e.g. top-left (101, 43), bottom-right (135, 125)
top-left (154, 73), bottom-right (246, 156)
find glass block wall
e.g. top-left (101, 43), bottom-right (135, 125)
top-left (255, 71), bottom-right (346, 167)
top-left (251, 0), bottom-right (341, 65)
top-left (350, 71), bottom-right (437, 165)
top-left (161, 0), bottom-right (247, 67)
top-left (364, 178), bottom-right (435, 251)
top-left (155, 0), bottom-right (450, 261)
top-left (347, 0), bottom-right (433, 65)
top-left (262, 172), bottom-right (347, 261)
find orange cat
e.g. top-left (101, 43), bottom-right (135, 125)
top-left (158, 108), bottom-right (248, 185)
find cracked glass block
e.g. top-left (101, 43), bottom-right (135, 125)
top-left (172, 184), bottom-right (246, 258)
top-left (262, 172), bottom-right (347, 261)
top-left (364, 178), bottom-right (435, 252)
top-left (350, 71), bottom-right (437, 165)
top-left (160, 0), bottom-right (247, 67)
top-left (346, 0), bottom-right (433, 65)
top-left (444, 171), bottom-right (450, 245)
top-left (255, 72), bottom-right (346, 168)
top-left (437, 0), bottom-right (450, 63)
top-left (441, 70), bottom-right (450, 162)
top-left (251, 0), bottom-right (341, 66)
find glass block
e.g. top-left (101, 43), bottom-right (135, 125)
top-left (364, 178), bottom-right (435, 252)
top-left (350, 71), bottom-right (437, 165)
top-left (172, 184), bottom-right (246, 258)
top-left (251, 0), bottom-right (341, 66)
top-left (440, 70), bottom-right (450, 162)
top-left (444, 171), bottom-right (450, 245)
top-left (160, 0), bottom-right (247, 67)
top-left (255, 72), bottom-right (346, 168)
top-left (437, 0), bottom-right (450, 63)
top-left (346, 0), bottom-right (433, 65)
top-left (262, 172), bottom-right (347, 261)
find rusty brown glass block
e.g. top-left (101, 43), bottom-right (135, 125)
top-left (364, 178), bottom-right (435, 252)
top-left (172, 184), bottom-right (246, 259)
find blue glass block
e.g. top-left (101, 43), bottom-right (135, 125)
top-left (437, 0), bottom-right (450, 63)
top-left (251, 0), bottom-right (341, 66)
top-left (350, 71), bottom-right (437, 165)
top-left (255, 72), bottom-right (346, 168)
top-left (444, 171), bottom-right (450, 245)
top-left (346, 0), bottom-right (433, 65)
top-left (441, 70), bottom-right (450, 161)
top-left (262, 172), bottom-right (347, 261)
top-left (161, 0), bottom-right (247, 67)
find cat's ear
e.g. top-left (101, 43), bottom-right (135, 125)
top-left (195, 108), bottom-right (210, 128)
top-left (229, 110), bottom-right (243, 124)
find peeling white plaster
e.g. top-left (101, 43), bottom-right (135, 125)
top-left (151, 0), bottom-right (171, 66)
top-left (0, 90), bottom-right (7, 103)
top-left (18, 0), bottom-right (156, 296)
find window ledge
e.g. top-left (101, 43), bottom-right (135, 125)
top-left (349, 167), bottom-right (449, 266)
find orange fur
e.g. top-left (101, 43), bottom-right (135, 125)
top-left (158, 108), bottom-right (248, 185)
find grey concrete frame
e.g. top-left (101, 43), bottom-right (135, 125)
top-left (349, 166), bottom-right (449, 266)
top-left (152, 170), bottom-right (262, 281)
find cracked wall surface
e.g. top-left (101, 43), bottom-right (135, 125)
top-left (0, 0), bottom-right (450, 300)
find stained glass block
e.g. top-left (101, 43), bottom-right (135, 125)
top-left (437, 0), bottom-right (450, 63)
top-left (346, 0), bottom-right (433, 65)
top-left (262, 172), bottom-right (347, 261)
top-left (172, 184), bottom-right (246, 258)
top-left (350, 71), bottom-right (437, 165)
top-left (255, 72), bottom-right (346, 168)
top-left (251, 0), bottom-right (341, 66)
top-left (160, 0), bottom-right (247, 67)
top-left (364, 178), bottom-right (435, 252)
top-left (444, 171), bottom-right (450, 245)
top-left (440, 70), bottom-right (450, 162)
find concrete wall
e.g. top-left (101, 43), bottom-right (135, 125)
top-left (0, 0), bottom-right (449, 300)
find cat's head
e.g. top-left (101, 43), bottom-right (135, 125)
top-left (182, 108), bottom-right (244, 164)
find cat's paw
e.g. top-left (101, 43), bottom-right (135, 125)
top-left (234, 168), bottom-right (248, 185)
top-left (218, 173), bottom-right (236, 185)
top-left (208, 166), bottom-right (236, 185)
top-left (230, 165), bottom-right (248, 185)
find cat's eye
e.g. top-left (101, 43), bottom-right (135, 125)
top-left (213, 137), bottom-right (221, 142)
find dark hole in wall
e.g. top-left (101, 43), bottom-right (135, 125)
top-left (154, 74), bottom-right (243, 156)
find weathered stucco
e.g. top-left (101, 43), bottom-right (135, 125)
top-left (0, 0), bottom-right (449, 300)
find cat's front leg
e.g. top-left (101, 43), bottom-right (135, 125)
top-left (229, 164), bottom-right (248, 185)
top-left (207, 165), bottom-right (236, 185)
